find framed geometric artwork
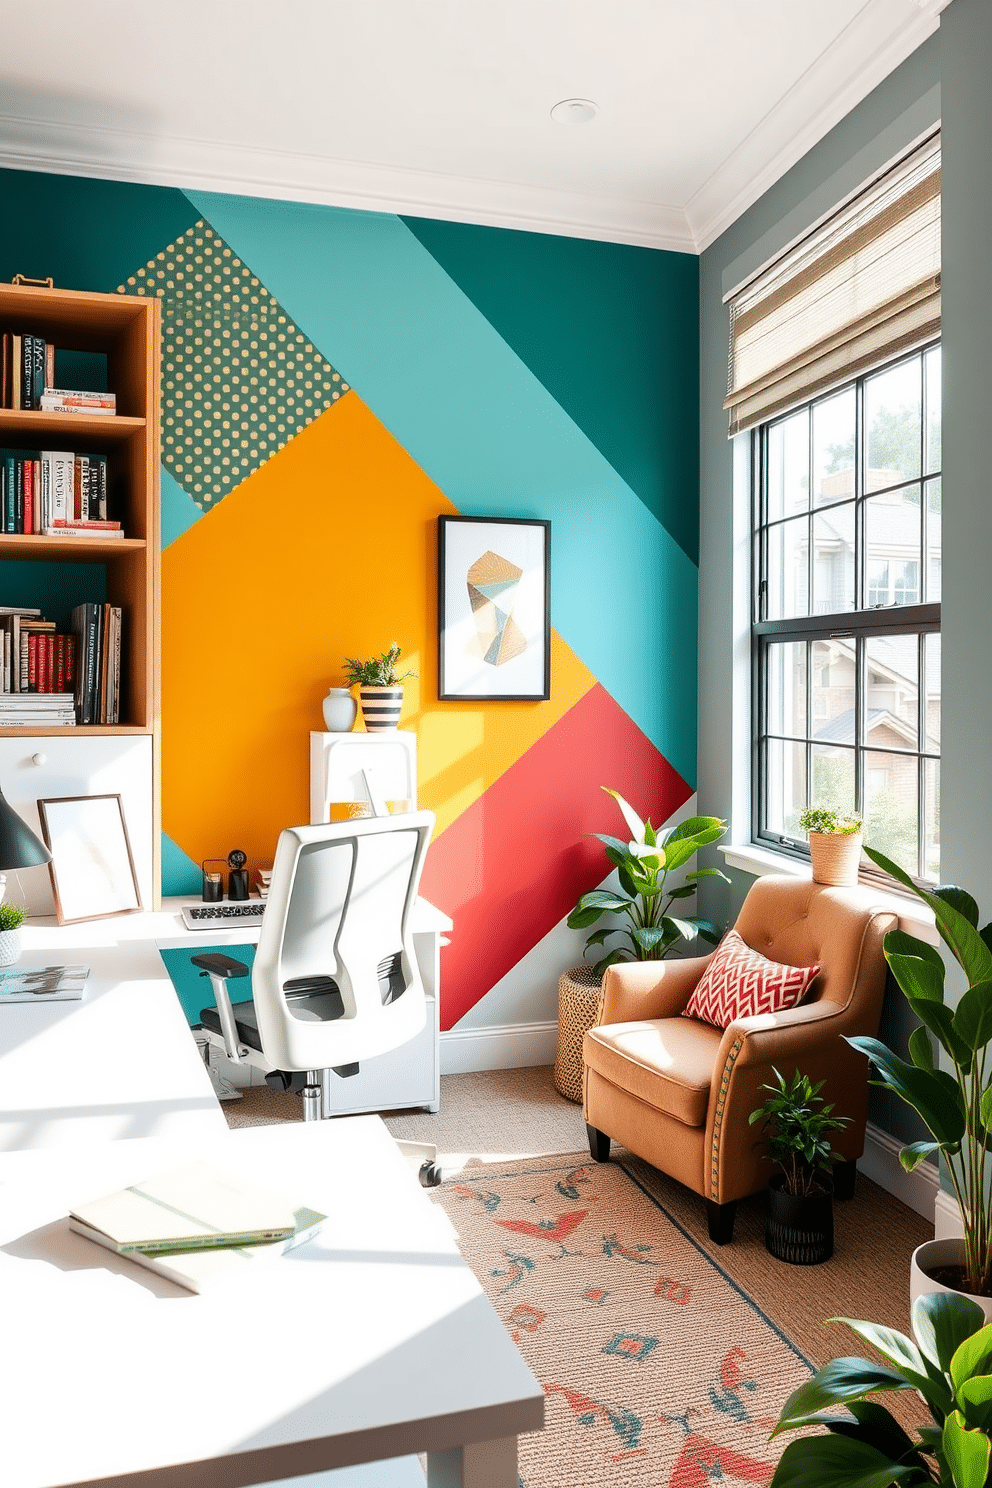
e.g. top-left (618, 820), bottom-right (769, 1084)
top-left (438, 516), bottom-right (551, 701)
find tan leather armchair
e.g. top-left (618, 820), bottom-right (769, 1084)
top-left (582, 875), bottom-right (897, 1243)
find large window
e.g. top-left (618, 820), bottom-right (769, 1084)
top-left (753, 343), bottom-right (941, 880)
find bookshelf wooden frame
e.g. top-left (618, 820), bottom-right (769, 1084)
top-left (0, 281), bottom-right (161, 903)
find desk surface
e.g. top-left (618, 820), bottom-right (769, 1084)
top-left (0, 1117), bottom-right (544, 1488)
top-left (2, 898), bottom-right (453, 1154)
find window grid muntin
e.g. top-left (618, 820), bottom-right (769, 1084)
top-left (753, 341), bottom-right (940, 880)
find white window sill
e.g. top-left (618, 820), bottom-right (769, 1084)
top-left (719, 843), bottom-right (939, 945)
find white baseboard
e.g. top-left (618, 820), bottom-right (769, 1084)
top-left (934, 1188), bottom-right (964, 1240)
top-left (861, 1122), bottom-right (939, 1223)
top-left (440, 1021), bottom-right (559, 1076)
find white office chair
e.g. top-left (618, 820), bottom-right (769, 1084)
top-left (193, 810), bottom-right (441, 1184)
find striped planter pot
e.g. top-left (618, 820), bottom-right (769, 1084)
top-left (359, 685), bottom-right (404, 733)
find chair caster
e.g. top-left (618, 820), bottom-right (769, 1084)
top-left (418, 1160), bottom-right (443, 1188)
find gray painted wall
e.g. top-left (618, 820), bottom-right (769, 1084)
top-left (696, 33), bottom-right (954, 1146)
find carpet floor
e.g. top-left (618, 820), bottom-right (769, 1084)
top-left (432, 1152), bottom-right (813, 1487)
top-left (225, 1066), bottom-right (934, 1456)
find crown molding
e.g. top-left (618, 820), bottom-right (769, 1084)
top-left (686, 0), bottom-right (948, 252)
top-left (0, 112), bottom-right (695, 254)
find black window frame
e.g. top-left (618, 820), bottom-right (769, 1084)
top-left (751, 340), bottom-right (941, 883)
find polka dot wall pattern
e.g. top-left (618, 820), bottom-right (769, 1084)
top-left (117, 220), bottom-right (351, 511)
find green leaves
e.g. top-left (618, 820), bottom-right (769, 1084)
top-left (846, 1035), bottom-right (966, 1148)
top-left (568, 790), bottom-right (728, 967)
top-left (770, 1293), bottom-right (992, 1488)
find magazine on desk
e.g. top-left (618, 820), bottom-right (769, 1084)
top-left (0, 964), bottom-right (89, 1001)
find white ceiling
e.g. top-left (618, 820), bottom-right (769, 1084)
top-left (0, 0), bottom-right (950, 254)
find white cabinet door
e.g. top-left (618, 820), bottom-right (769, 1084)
top-left (0, 735), bottom-right (153, 917)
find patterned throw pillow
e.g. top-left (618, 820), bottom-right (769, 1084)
top-left (682, 930), bottom-right (820, 1030)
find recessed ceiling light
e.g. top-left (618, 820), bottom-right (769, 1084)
top-left (551, 99), bottom-right (598, 125)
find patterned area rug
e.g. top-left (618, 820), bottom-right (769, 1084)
top-left (432, 1155), bottom-right (812, 1488)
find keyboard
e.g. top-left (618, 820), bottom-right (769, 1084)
top-left (181, 902), bottom-right (266, 931)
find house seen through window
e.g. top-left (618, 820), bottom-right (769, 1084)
top-left (754, 343), bottom-right (941, 881)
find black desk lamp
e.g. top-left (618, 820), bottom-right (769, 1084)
top-left (0, 783), bottom-right (53, 878)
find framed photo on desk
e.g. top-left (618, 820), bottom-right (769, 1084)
top-left (37, 793), bottom-right (143, 924)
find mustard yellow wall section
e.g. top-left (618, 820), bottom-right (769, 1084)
top-left (162, 391), bottom-right (595, 873)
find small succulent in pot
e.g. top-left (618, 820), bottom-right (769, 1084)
top-left (0, 903), bottom-right (27, 933)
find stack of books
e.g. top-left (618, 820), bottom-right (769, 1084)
top-left (0, 605), bottom-right (77, 704)
top-left (0, 692), bottom-right (76, 727)
top-left (256, 868), bottom-right (271, 900)
top-left (1, 450), bottom-right (115, 535)
top-left (1, 329), bottom-right (116, 415)
top-left (68, 1160), bottom-right (326, 1294)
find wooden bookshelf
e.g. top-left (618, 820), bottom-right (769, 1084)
top-left (0, 281), bottom-right (161, 902)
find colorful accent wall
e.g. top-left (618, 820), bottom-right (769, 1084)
top-left (0, 169), bottom-right (699, 1031)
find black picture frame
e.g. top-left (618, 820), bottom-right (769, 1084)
top-left (438, 516), bottom-right (551, 701)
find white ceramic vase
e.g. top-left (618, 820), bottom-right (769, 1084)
top-left (909, 1237), bottom-right (992, 1323)
top-left (0, 928), bottom-right (22, 967)
top-left (322, 687), bottom-right (358, 733)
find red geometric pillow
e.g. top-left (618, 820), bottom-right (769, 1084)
top-left (682, 930), bottom-right (820, 1030)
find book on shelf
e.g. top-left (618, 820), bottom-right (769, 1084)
top-left (70, 602), bottom-right (121, 724)
top-left (0, 607), bottom-right (77, 701)
top-left (39, 389), bottom-right (116, 415)
top-left (43, 526), bottom-right (124, 540)
top-left (1, 451), bottom-right (114, 534)
top-left (1, 329), bottom-right (113, 412)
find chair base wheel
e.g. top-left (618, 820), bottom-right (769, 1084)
top-left (706, 1199), bottom-right (737, 1245)
top-left (586, 1124), bottom-right (611, 1162)
top-left (419, 1161), bottom-right (443, 1188)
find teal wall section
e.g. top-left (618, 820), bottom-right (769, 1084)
top-left (0, 169), bottom-right (198, 293)
top-left (400, 218), bottom-right (700, 563)
top-left (185, 191), bottom-right (698, 783)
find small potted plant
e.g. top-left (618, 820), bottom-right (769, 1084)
top-left (342, 644), bottom-right (417, 733)
top-left (798, 805), bottom-right (863, 886)
top-left (0, 901), bottom-right (27, 967)
top-left (748, 1066), bottom-right (850, 1264)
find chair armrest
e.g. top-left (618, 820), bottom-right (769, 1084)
top-left (597, 953), bottom-right (714, 1025)
top-left (191, 952), bottom-right (250, 1064)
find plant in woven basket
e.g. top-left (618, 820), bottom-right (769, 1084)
top-left (342, 644), bottom-right (416, 687)
top-left (748, 1067), bottom-right (850, 1198)
top-left (567, 788), bottom-right (729, 977)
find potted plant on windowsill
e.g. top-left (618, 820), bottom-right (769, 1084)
top-left (343, 644), bottom-right (416, 733)
top-left (749, 1066), bottom-right (851, 1265)
top-left (847, 845), bottom-right (992, 1316)
top-left (799, 806), bottom-right (864, 886)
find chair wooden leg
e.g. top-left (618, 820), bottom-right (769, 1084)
top-left (833, 1159), bottom-right (857, 1200)
top-left (586, 1124), bottom-right (611, 1162)
top-left (706, 1199), bottom-right (737, 1244)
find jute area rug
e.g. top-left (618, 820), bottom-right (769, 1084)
top-left (432, 1153), bottom-right (812, 1488)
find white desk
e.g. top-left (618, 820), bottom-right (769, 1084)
top-left (0, 1118), bottom-right (544, 1488)
top-left (2, 896), bottom-right (452, 1153)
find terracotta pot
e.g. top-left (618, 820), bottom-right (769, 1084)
top-left (808, 831), bottom-right (863, 886)
top-left (910, 1238), bottom-right (992, 1323)
top-left (766, 1172), bottom-right (834, 1264)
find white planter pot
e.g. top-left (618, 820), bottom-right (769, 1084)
top-left (910, 1237), bottom-right (992, 1323)
top-left (322, 688), bottom-right (357, 733)
top-left (0, 928), bottom-right (22, 966)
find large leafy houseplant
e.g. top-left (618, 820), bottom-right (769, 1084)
top-left (770, 1291), bottom-right (992, 1488)
top-left (566, 788), bottom-right (729, 977)
top-left (847, 846), bottom-right (992, 1297)
top-left (749, 1068), bottom-right (851, 1199)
